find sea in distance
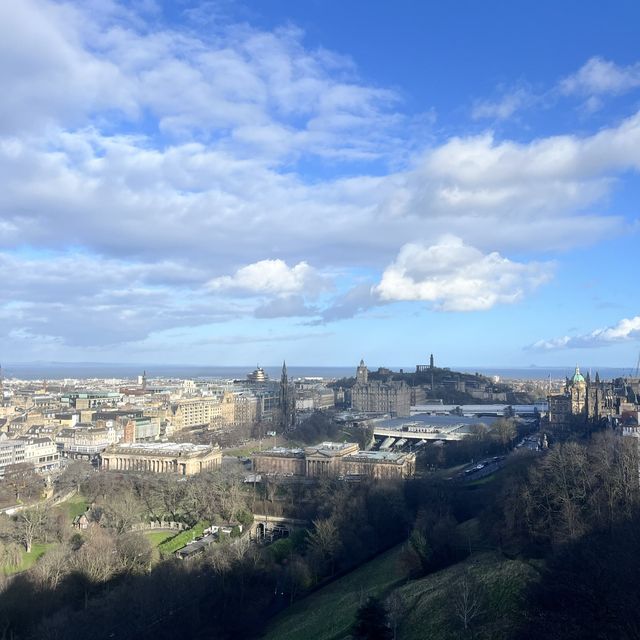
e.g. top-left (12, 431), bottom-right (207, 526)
top-left (2, 362), bottom-right (636, 382)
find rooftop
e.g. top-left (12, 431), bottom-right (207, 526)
top-left (114, 442), bottom-right (215, 453)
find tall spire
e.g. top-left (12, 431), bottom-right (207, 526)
top-left (279, 360), bottom-right (294, 432)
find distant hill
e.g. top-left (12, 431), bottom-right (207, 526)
top-left (329, 365), bottom-right (538, 405)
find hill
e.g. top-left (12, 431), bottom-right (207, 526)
top-left (262, 544), bottom-right (409, 640)
top-left (393, 552), bottom-right (541, 640)
top-left (262, 548), bottom-right (540, 640)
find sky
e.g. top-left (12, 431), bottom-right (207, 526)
top-left (1, 0), bottom-right (639, 368)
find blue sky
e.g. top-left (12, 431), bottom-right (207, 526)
top-left (0, 0), bottom-right (639, 368)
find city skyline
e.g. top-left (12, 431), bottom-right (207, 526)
top-left (1, 0), bottom-right (639, 367)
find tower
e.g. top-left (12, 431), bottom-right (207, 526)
top-left (278, 361), bottom-right (295, 432)
top-left (569, 365), bottom-right (587, 416)
top-left (356, 359), bottom-right (369, 384)
top-left (429, 354), bottom-right (435, 392)
top-left (142, 370), bottom-right (147, 392)
top-left (0, 364), bottom-right (4, 407)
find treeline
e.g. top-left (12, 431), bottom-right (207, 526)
top-left (517, 433), bottom-right (640, 639)
top-left (483, 430), bottom-right (640, 639)
top-left (0, 464), bottom-right (411, 640)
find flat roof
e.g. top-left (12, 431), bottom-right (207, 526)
top-left (347, 450), bottom-right (411, 463)
top-left (114, 442), bottom-right (213, 453)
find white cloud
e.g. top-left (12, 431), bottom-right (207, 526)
top-left (532, 316), bottom-right (640, 350)
top-left (472, 88), bottom-right (532, 120)
top-left (207, 259), bottom-right (317, 295)
top-left (2, 2), bottom-right (640, 353)
top-left (560, 57), bottom-right (640, 96)
top-left (374, 236), bottom-right (553, 311)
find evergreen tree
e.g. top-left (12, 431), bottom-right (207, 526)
top-left (352, 597), bottom-right (393, 640)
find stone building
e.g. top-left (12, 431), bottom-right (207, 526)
top-left (253, 441), bottom-right (415, 480)
top-left (168, 397), bottom-right (222, 432)
top-left (351, 360), bottom-right (411, 417)
top-left (548, 366), bottom-right (635, 428)
top-left (252, 447), bottom-right (306, 476)
top-left (101, 442), bottom-right (221, 475)
top-left (0, 434), bottom-right (59, 476)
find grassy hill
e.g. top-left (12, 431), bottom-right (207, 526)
top-left (263, 544), bottom-right (410, 640)
top-left (393, 552), bottom-right (540, 640)
top-left (262, 546), bottom-right (540, 640)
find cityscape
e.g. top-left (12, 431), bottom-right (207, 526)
top-left (2, 1), bottom-right (640, 639)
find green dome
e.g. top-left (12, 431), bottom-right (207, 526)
top-left (572, 366), bottom-right (585, 384)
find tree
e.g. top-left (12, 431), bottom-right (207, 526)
top-left (16, 504), bottom-right (48, 552)
top-left (100, 491), bottom-right (143, 534)
top-left (0, 541), bottom-right (22, 570)
top-left (307, 517), bottom-right (342, 577)
top-left (453, 572), bottom-right (484, 634)
top-left (56, 460), bottom-right (93, 494)
top-left (32, 544), bottom-right (69, 589)
top-left (493, 418), bottom-right (517, 450)
top-left (3, 463), bottom-right (42, 504)
top-left (352, 597), bottom-right (393, 640)
top-left (385, 592), bottom-right (405, 640)
top-left (116, 531), bottom-right (153, 573)
top-left (74, 526), bottom-right (118, 583)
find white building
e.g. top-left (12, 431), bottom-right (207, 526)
top-left (0, 434), bottom-right (59, 476)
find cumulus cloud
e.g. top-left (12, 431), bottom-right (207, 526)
top-left (2, 1), bottom-right (640, 354)
top-left (207, 259), bottom-right (319, 296)
top-left (532, 316), bottom-right (640, 350)
top-left (560, 57), bottom-right (640, 96)
top-left (374, 236), bottom-right (553, 311)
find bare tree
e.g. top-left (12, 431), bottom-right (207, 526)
top-left (116, 532), bottom-right (153, 573)
top-left (453, 571), bottom-right (484, 634)
top-left (56, 460), bottom-right (93, 495)
top-left (74, 527), bottom-right (118, 583)
top-left (493, 418), bottom-right (517, 449)
top-left (32, 544), bottom-right (69, 589)
top-left (3, 463), bottom-right (42, 503)
top-left (307, 517), bottom-right (342, 576)
top-left (16, 504), bottom-right (48, 552)
top-left (100, 491), bottom-right (144, 534)
top-left (386, 592), bottom-right (405, 640)
top-left (0, 541), bottom-right (22, 570)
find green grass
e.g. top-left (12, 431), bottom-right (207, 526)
top-left (465, 473), bottom-right (499, 487)
top-left (2, 543), bottom-right (52, 575)
top-left (263, 545), bottom-right (410, 640)
top-left (393, 552), bottom-right (540, 640)
top-left (59, 493), bottom-right (89, 520)
top-left (158, 521), bottom-right (209, 555)
top-left (145, 530), bottom-right (177, 547)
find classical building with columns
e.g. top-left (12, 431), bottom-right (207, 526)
top-left (253, 441), bottom-right (415, 480)
top-left (101, 442), bottom-right (221, 475)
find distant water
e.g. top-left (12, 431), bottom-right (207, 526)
top-left (2, 363), bottom-right (635, 381)
top-left (455, 366), bottom-right (636, 381)
top-left (2, 363), bottom-right (355, 381)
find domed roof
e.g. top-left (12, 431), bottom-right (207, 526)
top-left (571, 365), bottom-right (585, 384)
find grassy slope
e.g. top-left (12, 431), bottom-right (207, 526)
top-left (60, 493), bottom-right (89, 520)
top-left (2, 543), bottom-right (51, 575)
top-left (145, 530), bottom-right (176, 547)
top-left (263, 545), bottom-right (410, 640)
top-left (158, 521), bottom-right (209, 554)
top-left (395, 552), bottom-right (540, 640)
